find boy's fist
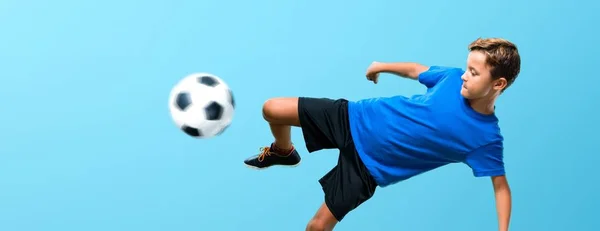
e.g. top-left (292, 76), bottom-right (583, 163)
top-left (366, 61), bottom-right (382, 84)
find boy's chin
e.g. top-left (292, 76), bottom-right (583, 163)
top-left (460, 89), bottom-right (471, 98)
top-left (460, 90), bottom-right (480, 100)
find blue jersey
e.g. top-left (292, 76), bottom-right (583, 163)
top-left (347, 66), bottom-right (505, 187)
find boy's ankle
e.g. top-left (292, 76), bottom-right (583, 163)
top-left (271, 142), bottom-right (294, 154)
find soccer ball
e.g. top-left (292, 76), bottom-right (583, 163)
top-left (168, 73), bottom-right (235, 138)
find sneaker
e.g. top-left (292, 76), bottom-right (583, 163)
top-left (244, 143), bottom-right (301, 169)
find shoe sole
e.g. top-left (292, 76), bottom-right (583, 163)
top-left (244, 160), bottom-right (301, 170)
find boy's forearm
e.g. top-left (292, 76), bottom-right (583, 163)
top-left (374, 62), bottom-right (429, 80)
top-left (494, 179), bottom-right (512, 231)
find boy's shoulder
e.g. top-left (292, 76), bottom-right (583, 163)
top-left (418, 65), bottom-right (464, 89)
top-left (421, 65), bottom-right (465, 78)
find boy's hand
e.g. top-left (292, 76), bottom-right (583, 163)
top-left (366, 61), bottom-right (382, 84)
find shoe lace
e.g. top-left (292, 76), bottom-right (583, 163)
top-left (257, 147), bottom-right (272, 162)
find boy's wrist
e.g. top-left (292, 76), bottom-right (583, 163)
top-left (374, 62), bottom-right (389, 73)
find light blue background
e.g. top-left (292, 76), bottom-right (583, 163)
top-left (1, 0), bottom-right (598, 230)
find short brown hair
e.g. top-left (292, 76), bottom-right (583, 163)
top-left (468, 38), bottom-right (521, 92)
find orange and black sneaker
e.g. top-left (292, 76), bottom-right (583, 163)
top-left (243, 143), bottom-right (301, 169)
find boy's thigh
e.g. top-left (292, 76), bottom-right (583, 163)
top-left (297, 97), bottom-right (352, 152)
top-left (318, 146), bottom-right (378, 222)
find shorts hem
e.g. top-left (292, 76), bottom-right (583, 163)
top-left (324, 196), bottom-right (343, 222)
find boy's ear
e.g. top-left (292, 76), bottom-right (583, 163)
top-left (494, 77), bottom-right (508, 90)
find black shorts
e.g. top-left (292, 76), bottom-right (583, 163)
top-left (297, 97), bottom-right (378, 221)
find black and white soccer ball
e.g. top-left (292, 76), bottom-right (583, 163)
top-left (168, 73), bottom-right (235, 138)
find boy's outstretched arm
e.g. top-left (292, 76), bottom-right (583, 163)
top-left (492, 175), bottom-right (512, 231)
top-left (366, 62), bottom-right (429, 83)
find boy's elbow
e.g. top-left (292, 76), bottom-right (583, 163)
top-left (410, 63), bottom-right (429, 79)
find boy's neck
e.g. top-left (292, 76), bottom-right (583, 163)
top-left (468, 96), bottom-right (497, 115)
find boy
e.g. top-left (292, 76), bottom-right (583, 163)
top-left (243, 37), bottom-right (521, 231)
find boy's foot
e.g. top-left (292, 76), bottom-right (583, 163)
top-left (244, 143), bottom-right (301, 169)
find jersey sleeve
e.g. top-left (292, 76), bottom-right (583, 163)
top-left (464, 142), bottom-right (505, 177)
top-left (418, 66), bottom-right (461, 88)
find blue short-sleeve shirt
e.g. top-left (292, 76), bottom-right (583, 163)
top-left (347, 66), bottom-right (505, 187)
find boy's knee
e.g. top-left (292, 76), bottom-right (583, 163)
top-left (262, 98), bottom-right (278, 121)
top-left (261, 98), bottom-right (300, 125)
top-left (305, 218), bottom-right (329, 231)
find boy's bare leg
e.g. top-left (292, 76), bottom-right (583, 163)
top-left (262, 97), bottom-right (300, 151)
top-left (306, 203), bottom-right (338, 231)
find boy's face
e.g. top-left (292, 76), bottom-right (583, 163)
top-left (460, 51), bottom-right (506, 99)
